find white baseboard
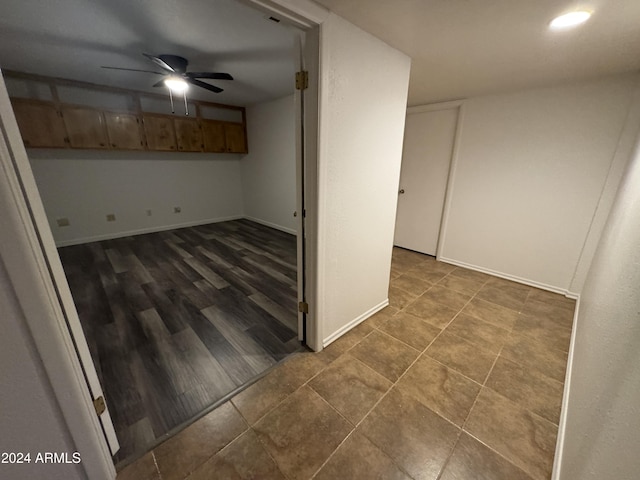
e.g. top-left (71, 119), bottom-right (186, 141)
top-left (54, 215), bottom-right (244, 247)
top-left (438, 256), bottom-right (576, 299)
top-left (54, 214), bottom-right (297, 247)
top-left (243, 216), bottom-right (296, 235)
top-left (322, 299), bottom-right (389, 347)
top-left (551, 297), bottom-right (581, 480)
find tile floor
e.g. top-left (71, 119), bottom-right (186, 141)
top-left (117, 247), bottom-right (575, 480)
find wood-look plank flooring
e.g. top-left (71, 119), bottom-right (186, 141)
top-left (58, 219), bottom-right (300, 464)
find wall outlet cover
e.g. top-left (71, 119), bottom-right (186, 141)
top-left (174, 207), bottom-right (182, 213)
top-left (106, 214), bottom-right (116, 222)
top-left (56, 217), bottom-right (70, 227)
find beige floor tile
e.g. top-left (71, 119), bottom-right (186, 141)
top-left (405, 296), bottom-right (459, 328)
top-left (392, 248), bottom-right (430, 271)
top-left (116, 452), bottom-right (159, 480)
top-left (378, 311), bottom-right (441, 350)
top-left (350, 330), bottom-right (420, 381)
top-left (513, 314), bottom-right (572, 352)
top-left (501, 333), bottom-right (568, 382)
top-left (420, 285), bottom-right (472, 311)
top-left (397, 355), bottom-right (481, 426)
top-left (486, 357), bottom-right (564, 425)
top-left (253, 386), bottom-right (352, 480)
top-left (314, 431), bottom-right (411, 480)
top-left (444, 313), bottom-right (511, 354)
top-left (426, 331), bottom-right (497, 383)
top-left (486, 277), bottom-right (531, 295)
top-left (154, 402), bottom-right (247, 480)
top-left (365, 305), bottom-right (399, 328)
top-left (231, 353), bottom-right (326, 424)
top-left (359, 388), bottom-right (460, 480)
top-left (437, 274), bottom-right (486, 295)
top-left (391, 273), bottom-right (433, 296)
top-left (448, 267), bottom-right (492, 283)
top-left (526, 288), bottom-right (576, 311)
top-left (186, 430), bottom-right (285, 480)
top-left (476, 283), bottom-right (529, 311)
top-left (461, 297), bottom-right (520, 330)
top-left (309, 354), bottom-right (392, 424)
top-left (415, 258), bottom-right (457, 275)
top-left (465, 388), bottom-right (558, 480)
top-left (440, 433), bottom-right (534, 480)
top-left (520, 298), bottom-right (575, 330)
top-left (389, 286), bottom-right (419, 309)
top-left (316, 321), bottom-right (374, 364)
top-left (404, 266), bottom-right (449, 284)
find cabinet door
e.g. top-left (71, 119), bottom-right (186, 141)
top-left (224, 123), bottom-right (247, 153)
top-left (201, 120), bottom-right (226, 152)
top-left (62, 107), bottom-right (109, 149)
top-left (11, 100), bottom-right (67, 148)
top-left (143, 115), bottom-right (177, 151)
top-left (174, 118), bottom-right (203, 152)
top-left (104, 112), bottom-right (144, 150)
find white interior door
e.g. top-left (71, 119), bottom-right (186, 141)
top-left (394, 104), bottom-right (460, 255)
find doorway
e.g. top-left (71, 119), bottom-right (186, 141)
top-left (0, 0), bottom-right (320, 471)
top-left (394, 101), bottom-right (463, 256)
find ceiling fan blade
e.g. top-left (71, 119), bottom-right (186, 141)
top-left (186, 72), bottom-right (234, 81)
top-left (188, 78), bottom-right (223, 93)
top-left (101, 66), bottom-right (165, 75)
top-left (142, 53), bottom-right (175, 72)
top-left (152, 80), bottom-right (166, 87)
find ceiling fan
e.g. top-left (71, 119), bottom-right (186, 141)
top-left (102, 53), bottom-right (233, 94)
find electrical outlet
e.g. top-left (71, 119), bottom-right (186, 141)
top-left (174, 206), bottom-right (181, 213)
top-left (146, 209), bottom-right (152, 216)
top-left (106, 214), bottom-right (116, 222)
top-left (56, 217), bottom-right (70, 227)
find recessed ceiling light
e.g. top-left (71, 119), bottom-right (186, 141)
top-left (549, 11), bottom-right (592, 30)
top-left (164, 76), bottom-right (189, 93)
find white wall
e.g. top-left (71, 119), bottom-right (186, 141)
top-left (0, 250), bottom-right (84, 480)
top-left (439, 74), bottom-right (640, 294)
top-left (241, 95), bottom-right (296, 233)
top-left (555, 136), bottom-right (640, 479)
top-left (317, 13), bottom-right (411, 345)
top-left (29, 150), bottom-right (245, 246)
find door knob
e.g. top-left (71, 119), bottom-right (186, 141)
top-left (398, 189), bottom-right (405, 194)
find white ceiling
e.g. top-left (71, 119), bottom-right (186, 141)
top-left (0, 0), bottom-right (299, 106)
top-left (315, 0), bottom-right (640, 106)
top-left (2, 1), bottom-right (639, 108)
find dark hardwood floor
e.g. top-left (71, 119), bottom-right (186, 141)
top-left (58, 219), bottom-right (300, 464)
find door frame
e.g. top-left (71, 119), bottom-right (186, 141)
top-left (0, 74), bottom-right (117, 478)
top-left (247, 1), bottom-right (324, 352)
top-left (401, 99), bottom-right (465, 260)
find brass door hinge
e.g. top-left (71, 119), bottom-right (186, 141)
top-left (295, 71), bottom-right (309, 90)
top-left (298, 301), bottom-right (309, 314)
top-left (93, 396), bottom-right (106, 416)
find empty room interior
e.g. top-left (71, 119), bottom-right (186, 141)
top-left (1, 1), bottom-right (639, 480)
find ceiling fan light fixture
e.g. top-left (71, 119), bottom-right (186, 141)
top-left (164, 76), bottom-right (189, 93)
top-left (549, 10), bottom-right (592, 30)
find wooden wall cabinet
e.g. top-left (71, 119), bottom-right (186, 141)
top-left (11, 99), bottom-right (67, 148)
top-left (143, 115), bottom-right (177, 151)
top-left (104, 112), bottom-right (144, 150)
top-left (174, 118), bottom-right (204, 152)
top-left (7, 71), bottom-right (247, 155)
top-left (62, 107), bottom-right (109, 149)
top-left (201, 120), bottom-right (226, 152)
top-left (223, 123), bottom-right (247, 153)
